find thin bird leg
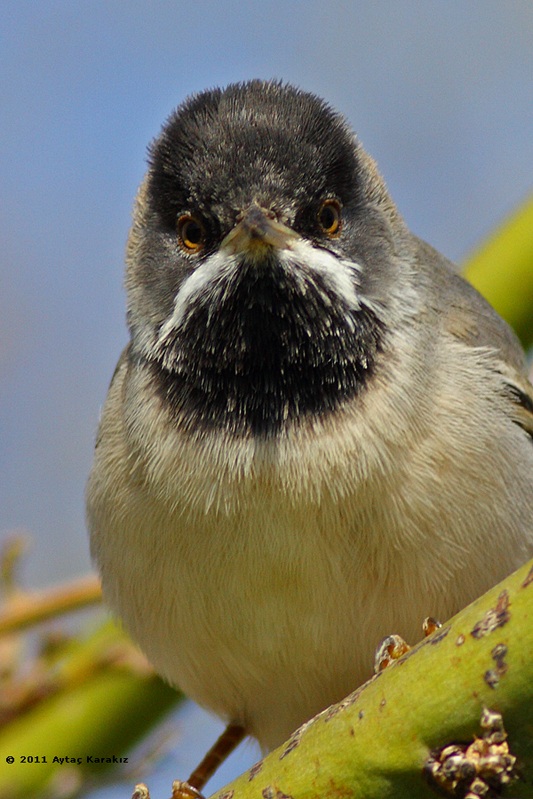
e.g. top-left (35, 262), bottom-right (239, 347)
top-left (171, 723), bottom-right (246, 799)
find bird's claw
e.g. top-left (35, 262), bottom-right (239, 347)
top-left (131, 780), bottom-right (206, 799)
top-left (171, 780), bottom-right (206, 799)
top-left (374, 616), bottom-right (442, 672)
top-left (373, 633), bottom-right (410, 672)
top-left (132, 784), bottom-right (151, 799)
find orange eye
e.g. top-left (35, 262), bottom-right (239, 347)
top-left (317, 199), bottom-right (342, 237)
top-left (177, 214), bottom-right (206, 253)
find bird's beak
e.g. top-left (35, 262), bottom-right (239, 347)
top-left (221, 203), bottom-right (299, 256)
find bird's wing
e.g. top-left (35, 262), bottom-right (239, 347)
top-left (415, 236), bottom-right (533, 442)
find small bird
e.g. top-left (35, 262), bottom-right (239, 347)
top-left (87, 80), bottom-right (533, 792)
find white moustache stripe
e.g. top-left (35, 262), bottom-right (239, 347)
top-left (158, 249), bottom-right (239, 342)
top-left (279, 240), bottom-right (362, 312)
top-left (158, 239), bottom-right (362, 345)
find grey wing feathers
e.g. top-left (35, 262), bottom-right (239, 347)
top-left (415, 236), bottom-right (533, 442)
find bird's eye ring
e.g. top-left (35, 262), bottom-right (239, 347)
top-left (177, 214), bottom-right (206, 253)
top-left (317, 199), bottom-right (342, 237)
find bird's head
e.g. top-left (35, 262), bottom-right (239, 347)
top-left (125, 80), bottom-right (413, 436)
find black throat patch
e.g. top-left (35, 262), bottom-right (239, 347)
top-left (152, 257), bottom-right (383, 437)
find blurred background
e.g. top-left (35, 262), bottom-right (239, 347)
top-left (1, 2), bottom-right (532, 797)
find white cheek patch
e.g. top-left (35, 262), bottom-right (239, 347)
top-left (157, 238), bottom-right (364, 346)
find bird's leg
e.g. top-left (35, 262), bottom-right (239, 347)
top-left (171, 723), bottom-right (246, 799)
top-left (131, 724), bottom-right (246, 799)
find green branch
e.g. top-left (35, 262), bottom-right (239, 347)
top-left (0, 618), bottom-right (181, 799)
top-left (202, 558), bottom-right (533, 799)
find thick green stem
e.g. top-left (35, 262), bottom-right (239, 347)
top-left (205, 559), bottom-right (533, 799)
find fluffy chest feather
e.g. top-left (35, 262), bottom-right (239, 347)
top-left (88, 341), bottom-right (533, 749)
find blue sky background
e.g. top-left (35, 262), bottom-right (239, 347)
top-left (1, 2), bottom-right (532, 797)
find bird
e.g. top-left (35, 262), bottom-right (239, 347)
top-left (87, 79), bottom-right (533, 794)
